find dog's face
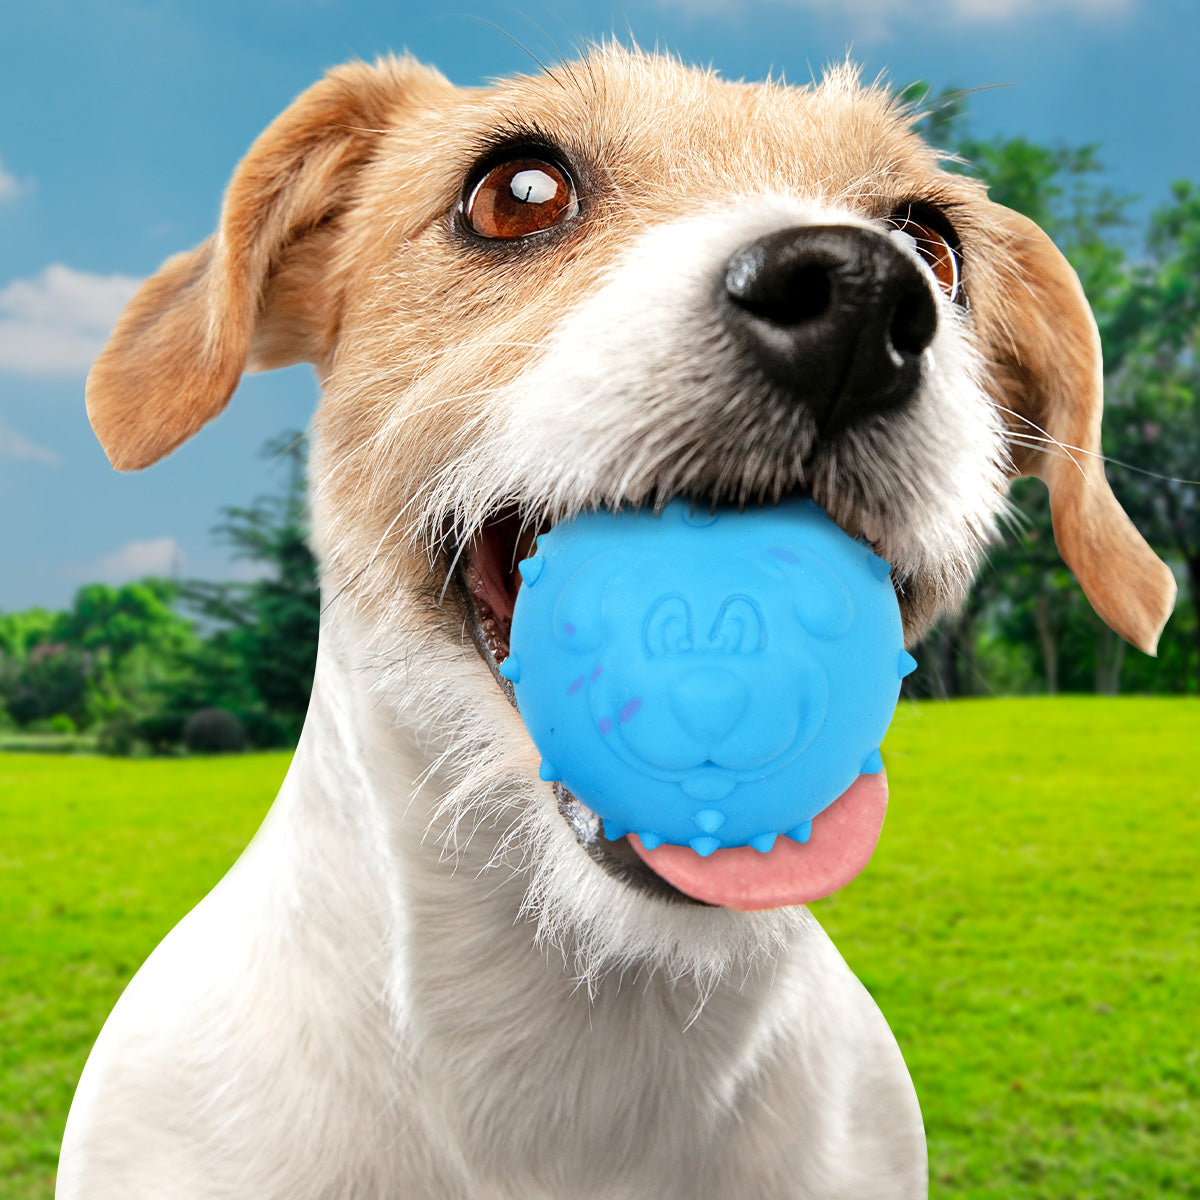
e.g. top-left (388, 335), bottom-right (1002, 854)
top-left (86, 49), bottom-right (1174, 978)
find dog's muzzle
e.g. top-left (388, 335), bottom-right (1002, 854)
top-left (722, 225), bottom-right (937, 436)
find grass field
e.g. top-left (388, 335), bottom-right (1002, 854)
top-left (1, 698), bottom-right (1197, 1199)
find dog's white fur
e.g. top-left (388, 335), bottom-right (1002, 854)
top-left (60, 615), bottom-right (926, 1199)
top-left (61, 47), bottom-right (1175, 1200)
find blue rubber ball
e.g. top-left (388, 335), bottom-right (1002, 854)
top-left (501, 498), bottom-right (916, 855)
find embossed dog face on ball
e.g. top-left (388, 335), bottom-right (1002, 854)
top-left (507, 500), bottom-right (908, 853)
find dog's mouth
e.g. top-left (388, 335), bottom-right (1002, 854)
top-left (451, 493), bottom-right (892, 909)
top-left (454, 505), bottom-right (706, 903)
top-left (458, 507), bottom-right (537, 670)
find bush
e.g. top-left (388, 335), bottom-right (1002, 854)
top-left (133, 712), bottom-right (186, 754)
top-left (28, 715), bottom-right (78, 734)
top-left (97, 716), bottom-right (139, 757)
top-left (183, 708), bottom-right (249, 754)
top-left (237, 708), bottom-right (295, 749)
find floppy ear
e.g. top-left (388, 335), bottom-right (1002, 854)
top-left (974, 205), bottom-right (1176, 655)
top-left (86, 57), bottom-right (452, 471)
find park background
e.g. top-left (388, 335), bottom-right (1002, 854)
top-left (1, 0), bottom-right (1197, 1197)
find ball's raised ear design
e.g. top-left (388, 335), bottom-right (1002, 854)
top-left (766, 547), bottom-right (855, 640)
top-left (972, 205), bottom-right (1176, 654)
top-left (86, 57), bottom-right (454, 471)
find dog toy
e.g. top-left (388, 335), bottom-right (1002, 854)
top-left (500, 498), bottom-right (916, 856)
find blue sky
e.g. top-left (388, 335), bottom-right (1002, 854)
top-left (1, 0), bottom-right (1197, 611)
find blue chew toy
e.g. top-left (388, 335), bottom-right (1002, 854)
top-left (500, 498), bottom-right (916, 856)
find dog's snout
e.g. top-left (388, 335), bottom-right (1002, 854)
top-left (723, 225), bottom-right (938, 436)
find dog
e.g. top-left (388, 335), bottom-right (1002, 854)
top-left (59, 47), bottom-right (1175, 1199)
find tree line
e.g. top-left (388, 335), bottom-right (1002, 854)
top-left (0, 435), bottom-right (318, 753)
top-left (0, 97), bottom-right (1195, 752)
top-left (901, 86), bottom-right (1198, 697)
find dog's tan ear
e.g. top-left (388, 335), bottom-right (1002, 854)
top-left (87, 57), bottom-right (451, 471)
top-left (973, 205), bottom-right (1176, 654)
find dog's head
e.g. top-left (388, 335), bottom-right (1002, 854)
top-left (87, 48), bottom-right (1175, 978)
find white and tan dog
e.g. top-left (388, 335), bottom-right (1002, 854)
top-left (60, 48), bottom-right (1174, 1200)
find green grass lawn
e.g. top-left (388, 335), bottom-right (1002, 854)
top-left (1, 698), bottom-right (1197, 1199)
top-left (814, 698), bottom-right (1200, 1199)
top-left (0, 753), bottom-right (289, 1200)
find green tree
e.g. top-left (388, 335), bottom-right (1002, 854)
top-left (0, 608), bottom-right (59, 725)
top-left (964, 137), bottom-right (1137, 692)
top-left (0, 433), bottom-right (321, 746)
top-left (3, 642), bottom-right (92, 728)
top-left (178, 432), bottom-right (320, 744)
top-left (1102, 181), bottom-right (1200, 689)
top-left (902, 83), bottom-right (1151, 695)
top-left (54, 580), bottom-right (196, 714)
top-left (0, 585), bottom-right (196, 730)
top-left (0, 607), bottom-right (57, 660)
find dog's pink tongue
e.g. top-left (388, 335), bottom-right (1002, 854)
top-left (627, 771), bottom-right (887, 910)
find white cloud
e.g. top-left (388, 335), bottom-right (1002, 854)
top-left (0, 416), bottom-right (61, 466)
top-left (0, 156), bottom-right (24, 203)
top-left (946, 0), bottom-right (1131, 17)
top-left (0, 264), bottom-right (142, 375)
top-left (660, 0), bottom-right (1132, 21)
top-left (78, 537), bottom-right (185, 585)
top-left (227, 558), bottom-right (273, 583)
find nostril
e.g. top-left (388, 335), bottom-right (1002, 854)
top-left (726, 256), bottom-right (833, 327)
top-left (888, 286), bottom-right (937, 358)
top-left (773, 264), bottom-right (832, 326)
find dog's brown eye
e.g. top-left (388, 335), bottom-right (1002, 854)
top-left (465, 158), bottom-right (577, 239)
top-left (887, 216), bottom-right (961, 302)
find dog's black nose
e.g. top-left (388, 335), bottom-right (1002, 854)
top-left (723, 225), bottom-right (938, 436)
